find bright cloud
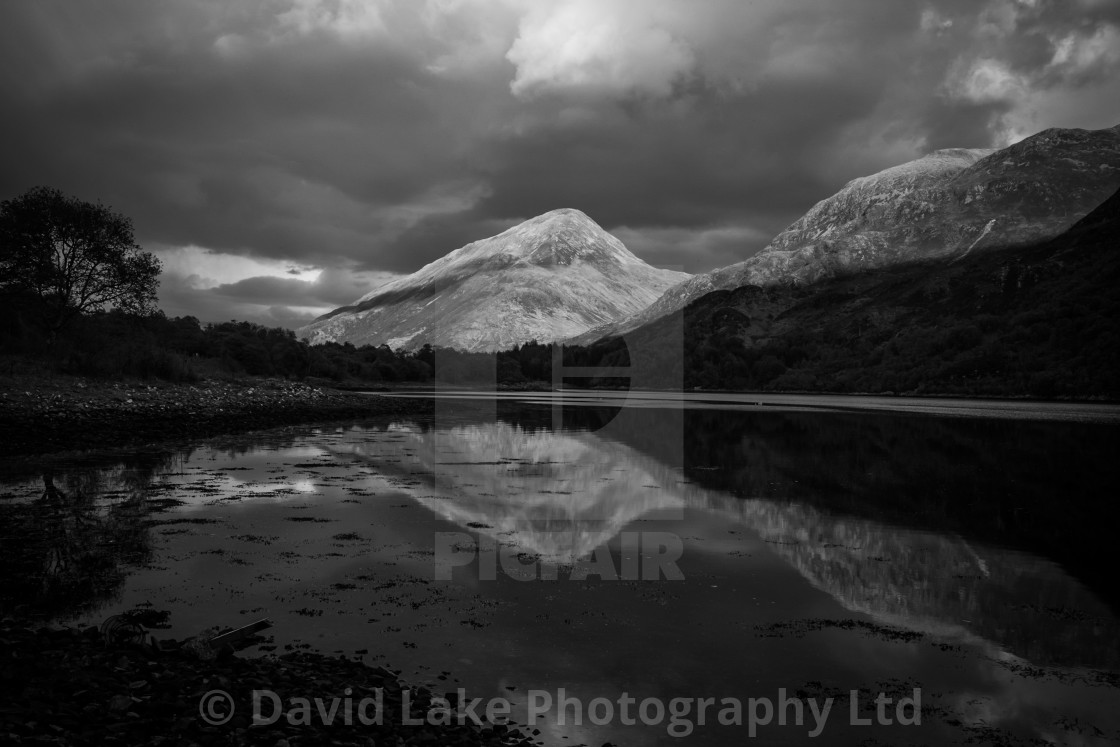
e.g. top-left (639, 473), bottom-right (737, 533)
top-left (507, 0), bottom-right (695, 98)
top-left (950, 58), bottom-right (1028, 105)
top-left (274, 0), bottom-right (388, 38)
top-left (1049, 24), bottom-right (1120, 79)
top-left (921, 8), bottom-right (953, 34)
top-left (154, 246), bottom-right (322, 290)
top-left (154, 246), bottom-right (400, 326)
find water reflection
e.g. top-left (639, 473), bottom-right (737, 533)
top-left (0, 453), bottom-right (175, 617)
top-left (330, 421), bottom-right (684, 562)
top-left (2, 400), bottom-right (1118, 745)
top-left (327, 408), bottom-right (1120, 673)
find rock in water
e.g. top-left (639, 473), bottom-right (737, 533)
top-left (297, 208), bottom-right (690, 352)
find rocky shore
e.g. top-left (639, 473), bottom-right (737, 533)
top-left (0, 379), bottom-right (547, 746)
top-left (0, 374), bottom-right (432, 457)
top-left (0, 619), bottom-right (540, 746)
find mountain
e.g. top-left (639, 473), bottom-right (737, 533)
top-left (573, 184), bottom-right (1120, 398)
top-left (573, 123), bottom-right (1120, 344)
top-left (297, 209), bottom-right (690, 352)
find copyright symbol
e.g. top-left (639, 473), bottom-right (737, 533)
top-left (199, 689), bottom-right (235, 725)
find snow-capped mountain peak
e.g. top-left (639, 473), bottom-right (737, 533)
top-left (298, 209), bottom-right (689, 352)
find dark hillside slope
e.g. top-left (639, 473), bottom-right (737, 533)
top-left (583, 187), bottom-right (1120, 398)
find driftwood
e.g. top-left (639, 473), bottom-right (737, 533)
top-left (206, 618), bottom-right (273, 650)
top-left (100, 614), bottom-right (274, 656)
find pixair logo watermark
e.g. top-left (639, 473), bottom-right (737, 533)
top-left (433, 531), bottom-right (685, 581)
top-left (199, 687), bottom-right (923, 738)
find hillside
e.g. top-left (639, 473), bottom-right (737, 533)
top-left (574, 124), bottom-right (1120, 345)
top-left (575, 187), bottom-right (1120, 399)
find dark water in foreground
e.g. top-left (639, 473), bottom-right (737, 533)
top-left (2, 393), bottom-right (1119, 745)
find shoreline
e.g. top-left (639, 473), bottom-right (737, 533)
top-left (0, 619), bottom-right (538, 746)
top-left (0, 379), bottom-right (535, 745)
top-left (4, 373), bottom-right (1118, 461)
top-left (0, 373), bottom-right (434, 459)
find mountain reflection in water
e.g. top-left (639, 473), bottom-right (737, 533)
top-left (3, 397), bottom-right (1118, 746)
top-left (327, 401), bottom-right (1120, 673)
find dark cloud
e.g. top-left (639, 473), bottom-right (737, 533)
top-left (920, 99), bottom-right (1014, 151)
top-left (612, 224), bottom-right (774, 274)
top-left (207, 267), bottom-right (376, 307)
top-left (3, 0), bottom-right (1118, 328)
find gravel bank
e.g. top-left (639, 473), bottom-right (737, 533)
top-left (0, 619), bottom-right (541, 746)
top-left (0, 375), bottom-right (431, 457)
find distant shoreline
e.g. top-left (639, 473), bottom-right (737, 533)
top-left (367, 380), bottom-right (1120, 403)
top-left (4, 374), bottom-right (1117, 460)
top-left (373, 387), bottom-right (1120, 424)
top-left (0, 373), bottom-right (433, 459)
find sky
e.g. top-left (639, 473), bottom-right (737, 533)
top-left (2, 0), bottom-right (1119, 330)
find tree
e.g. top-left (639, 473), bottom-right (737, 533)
top-left (0, 186), bottom-right (161, 336)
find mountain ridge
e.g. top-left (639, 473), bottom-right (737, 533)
top-left (575, 184), bottom-right (1120, 398)
top-left (298, 208), bottom-right (690, 352)
top-left (571, 123), bottom-right (1120, 345)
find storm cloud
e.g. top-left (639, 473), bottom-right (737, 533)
top-left (3, 0), bottom-right (1118, 327)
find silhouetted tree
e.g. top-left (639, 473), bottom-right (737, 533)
top-left (0, 186), bottom-right (161, 337)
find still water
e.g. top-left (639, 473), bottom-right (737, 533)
top-left (2, 393), bottom-right (1119, 745)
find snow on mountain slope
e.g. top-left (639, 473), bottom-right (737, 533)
top-left (297, 208), bottom-right (690, 352)
top-left (573, 124), bottom-right (1120, 345)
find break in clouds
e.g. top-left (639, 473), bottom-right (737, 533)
top-left (2, 0), bottom-right (1118, 327)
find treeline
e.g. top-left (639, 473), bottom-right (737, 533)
top-left (0, 291), bottom-right (629, 388)
top-left (0, 294), bottom-right (564, 386)
top-left (3, 253), bottom-right (1116, 396)
top-left (0, 296), bottom-right (429, 384)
